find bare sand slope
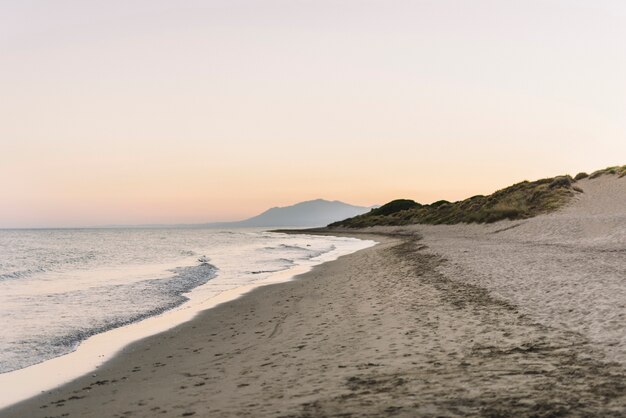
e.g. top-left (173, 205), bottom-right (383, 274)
top-left (396, 174), bottom-right (626, 365)
top-left (2, 229), bottom-right (625, 417)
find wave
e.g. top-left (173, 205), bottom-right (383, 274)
top-left (0, 252), bottom-right (99, 282)
top-left (301, 245), bottom-right (336, 260)
top-left (0, 260), bottom-right (218, 374)
top-left (0, 267), bottom-right (47, 282)
top-left (263, 243), bottom-right (336, 258)
top-left (250, 269), bottom-right (283, 275)
top-left (263, 244), bottom-right (308, 251)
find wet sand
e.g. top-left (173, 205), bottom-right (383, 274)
top-left (2, 227), bottom-right (625, 417)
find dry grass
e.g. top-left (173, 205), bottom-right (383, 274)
top-left (329, 166), bottom-right (623, 228)
top-left (589, 165), bottom-right (626, 179)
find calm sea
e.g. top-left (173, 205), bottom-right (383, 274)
top-left (0, 228), bottom-right (369, 374)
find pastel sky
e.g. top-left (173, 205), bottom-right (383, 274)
top-left (1, 0), bottom-right (625, 227)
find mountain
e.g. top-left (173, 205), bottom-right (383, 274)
top-left (95, 199), bottom-right (374, 229)
top-left (210, 199), bottom-right (373, 228)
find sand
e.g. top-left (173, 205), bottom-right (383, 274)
top-left (2, 175), bottom-right (625, 417)
top-left (408, 174), bottom-right (626, 366)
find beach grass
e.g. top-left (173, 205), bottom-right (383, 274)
top-left (589, 165), bottom-right (626, 179)
top-left (330, 166), bottom-right (624, 228)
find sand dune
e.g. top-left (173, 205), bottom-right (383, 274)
top-left (409, 175), bottom-right (626, 366)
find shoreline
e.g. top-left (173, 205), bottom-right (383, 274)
top-left (2, 229), bottom-right (624, 417)
top-left (0, 232), bottom-right (375, 411)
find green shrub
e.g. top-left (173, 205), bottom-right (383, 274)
top-left (549, 176), bottom-right (572, 189)
top-left (430, 200), bottom-right (451, 207)
top-left (369, 199), bottom-right (421, 216)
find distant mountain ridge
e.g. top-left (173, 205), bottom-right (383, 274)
top-left (208, 199), bottom-right (373, 228)
top-left (95, 199), bottom-right (374, 229)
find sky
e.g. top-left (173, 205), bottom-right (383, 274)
top-left (1, 0), bottom-right (625, 227)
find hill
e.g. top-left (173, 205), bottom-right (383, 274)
top-left (210, 199), bottom-right (373, 228)
top-left (329, 165), bottom-right (625, 228)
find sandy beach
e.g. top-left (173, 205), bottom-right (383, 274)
top-left (4, 2), bottom-right (625, 416)
top-left (2, 176), bottom-right (625, 417)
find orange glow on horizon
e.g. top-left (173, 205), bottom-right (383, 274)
top-left (1, 1), bottom-right (625, 227)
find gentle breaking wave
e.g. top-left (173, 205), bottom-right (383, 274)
top-left (0, 261), bottom-right (217, 373)
top-left (0, 268), bottom-right (46, 282)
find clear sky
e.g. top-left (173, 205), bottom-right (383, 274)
top-left (1, 0), bottom-right (625, 227)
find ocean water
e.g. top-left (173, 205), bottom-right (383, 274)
top-left (0, 228), bottom-right (368, 375)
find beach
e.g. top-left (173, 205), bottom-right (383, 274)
top-left (4, 1), bottom-right (625, 416)
top-left (2, 176), bottom-right (625, 417)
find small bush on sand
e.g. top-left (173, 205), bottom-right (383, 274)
top-left (369, 199), bottom-right (421, 216)
top-left (549, 176), bottom-right (573, 189)
top-left (430, 200), bottom-right (451, 207)
top-left (574, 172), bottom-right (588, 181)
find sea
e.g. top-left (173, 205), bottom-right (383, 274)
top-left (0, 227), bottom-right (373, 377)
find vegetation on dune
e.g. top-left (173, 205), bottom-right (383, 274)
top-left (368, 199), bottom-right (422, 216)
top-left (588, 165), bottom-right (626, 179)
top-left (329, 166), bottom-right (624, 228)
